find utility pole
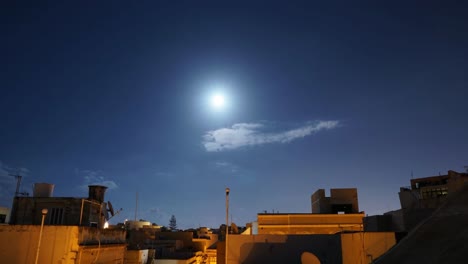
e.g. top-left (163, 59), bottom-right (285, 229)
top-left (225, 187), bottom-right (230, 264)
top-left (135, 192), bottom-right (138, 221)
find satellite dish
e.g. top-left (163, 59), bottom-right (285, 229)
top-left (107, 201), bottom-right (115, 217)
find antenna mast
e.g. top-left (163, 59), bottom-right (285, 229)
top-left (9, 173), bottom-right (28, 196)
top-left (135, 192), bottom-right (138, 221)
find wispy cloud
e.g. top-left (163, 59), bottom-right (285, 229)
top-left (75, 169), bottom-right (118, 191)
top-left (215, 161), bottom-right (239, 173)
top-left (203, 120), bottom-right (339, 152)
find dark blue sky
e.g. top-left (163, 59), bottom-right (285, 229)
top-left (1, 1), bottom-right (467, 228)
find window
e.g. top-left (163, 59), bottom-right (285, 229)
top-left (421, 187), bottom-right (448, 199)
top-left (0, 214), bottom-right (6, 223)
top-left (49, 208), bottom-right (64, 225)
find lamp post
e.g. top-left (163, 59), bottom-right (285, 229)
top-left (35, 208), bottom-right (48, 264)
top-left (225, 187), bottom-right (230, 264)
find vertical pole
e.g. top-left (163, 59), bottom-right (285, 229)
top-left (35, 209), bottom-right (48, 264)
top-left (99, 203), bottom-right (102, 228)
top-left (225, 188), bottom-right (230, 264)
top-left (135, 192), bottom-right (138, 221)
top-left (15, 176), bottom-right (22, 196)
top-left (80, 199), bottom-right (84, 226)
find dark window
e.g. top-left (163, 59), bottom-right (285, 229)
top-left (0, 214), bottom-right (6, 223)
top-left (331, 204), bottom-right (353, 214)
top-left (49, 208), bottom-right (64, 225)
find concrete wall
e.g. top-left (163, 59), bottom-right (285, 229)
top-left (125, 249), bottom-right (149, 264)
top-left (363, 215), bottom-right (393, 232)
top-left (193, 234), bottom-right (218, 252)
top-left (77, 244), bottom-right (126, 264)
top-left (311, 189), bottom-right (330, 213)
top-left (155, 232), bottom-right (195, 250)
top-left (225, 234), bottom-right (342, 264)
top-left (257, 213), bottom-right (364, 234)
top-left (79, 226), bottom-right (126, 245)
top-left (383, 209), bottom-right (405, 232)
top-left (398, 188), bottom-right (419, 210)
top-left (155, 258), bottom-right (196, 264)
top-left (330, 188), bottom-right (359, 213)
top-left (154, 252), bottom-right (203, 264)
top-left (222, 233), bottom-right (395, 264)
top-left (0, 225), bottom-right (126, 264)
top-left (341, 232), bottom-right (396, 264)
top-left (0, 225), bottom-right (78, 264)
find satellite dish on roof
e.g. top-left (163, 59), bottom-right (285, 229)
top-left (107, 201), bottom-right (115, 217)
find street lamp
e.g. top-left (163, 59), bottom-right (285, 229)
top-left (225, 187), bottom-right (230, 264)
top-left (35, 208), bottom-right (48, 264)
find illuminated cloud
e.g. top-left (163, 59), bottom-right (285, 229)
top-left (76, 169), bottom-right (118, 191)
top-left (203, 120), bottom-right (339, 152)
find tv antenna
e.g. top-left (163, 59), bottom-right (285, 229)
top-left (106, 201), bottom-right (122, 221)
top-left (9, 172), bottom-right (29, 197)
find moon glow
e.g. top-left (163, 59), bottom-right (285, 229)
top-left (211, 93), bottom-right (226, 109)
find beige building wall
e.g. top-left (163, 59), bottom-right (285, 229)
top-left (257, 213), bottom-right (364, 234)
top-left (0, 225), bottom-right (126, 264)
top-left (222, 234), bottom-right (342, 264)
top-left (221, 233), bottom-right (395, 264)
top-left (77, 245), bottom-right (126, 264)
top-left (155, 259), bottom-right (194, 264)
top-left (341, 232), bottom-right (396, 264)
top-left (154, 253), bottom-right (203, 264)
top-left (124, 249), bottom-right (149, 264)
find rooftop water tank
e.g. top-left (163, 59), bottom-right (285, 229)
top-left (88, 185), bottom-right (108, 203)
top-left (33, 183), bottom-right (55, 197)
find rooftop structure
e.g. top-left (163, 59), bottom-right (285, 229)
top-left (252, 188), bottom-right (364, 235)
top-left (376, 184), bottom-right (468, 264)
top-left (311, 188), bottom-right (359, 214)
top-left (399, 170), bottom-right (468, 210)
top-left (10, 184), bottom-right (111, 228)
top-left (257, 213), bottom-right (365, 235)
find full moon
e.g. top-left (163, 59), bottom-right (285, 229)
top-left (211, 93), bottom-right (226, 109)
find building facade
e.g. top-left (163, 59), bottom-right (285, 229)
top-left (257, 213), bottom-right (364, 235)
top-left (0, 225), bottom-right (126, 264)
top-left (223, 233), bottom-right (395, 264)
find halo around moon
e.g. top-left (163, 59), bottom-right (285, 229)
top-left (210, 93), bottom-right (226, 110)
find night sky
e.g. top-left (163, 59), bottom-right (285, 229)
top-left (1, 1), bottom-right (467, 229)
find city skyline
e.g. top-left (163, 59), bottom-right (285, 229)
top-left (1, 1), bottom-right (468, 229)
